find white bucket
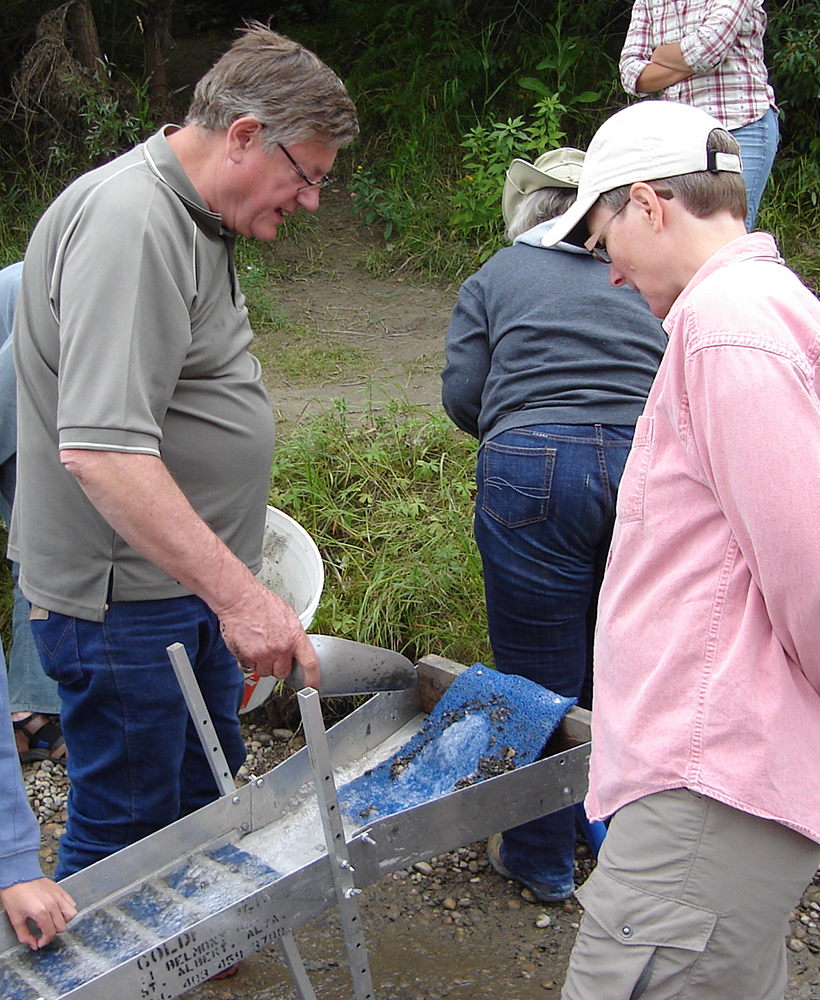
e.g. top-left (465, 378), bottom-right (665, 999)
top-left (239, 505), bottom-right (324, 713)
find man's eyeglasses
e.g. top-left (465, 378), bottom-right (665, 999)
top-left (278, 143), bottom-right (334, 191)
top-left (584, 201), bottom-right (628, 264)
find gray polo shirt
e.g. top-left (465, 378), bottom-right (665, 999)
top-left (10, 127), bottom-right (276, 621)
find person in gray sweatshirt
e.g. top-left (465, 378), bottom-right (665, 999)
top-left (441, 148), bottom-right (665, 902)
top-left (0, 659), bottom-right (75, 948)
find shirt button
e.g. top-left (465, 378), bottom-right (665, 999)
top-left (621, 924), bottom-right (633, 938)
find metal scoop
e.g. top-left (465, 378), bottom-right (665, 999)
top-left (287, 634), bottom-right (416, 697)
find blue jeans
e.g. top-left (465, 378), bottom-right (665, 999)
top-left (0, 260), bottom-right (60, 715)
top-left (32, 596), bottom-right (246, 878)
top-left (0, 460), bottom-right (61, 716)
top-left (6, 556), bottom-right (61, 715)
top-left (474, 424), bottom-right (634, 895)
top-left (732, 106), bottom-right (779, 232)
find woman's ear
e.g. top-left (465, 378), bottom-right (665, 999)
top-left (629, 182), bottom-right (667, 233)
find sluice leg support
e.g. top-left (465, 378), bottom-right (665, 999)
top-left (168, 642), bottom-right (319, 1000)
top-left (298, 687), bottom-right (376, 1000)
top-left (277, 933), bottom-right (319, 1000)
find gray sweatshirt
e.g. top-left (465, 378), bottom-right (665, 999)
top-left (0, 666), bottom-right (42, 890)
top-left (441, 218), bottom-right (666, 442)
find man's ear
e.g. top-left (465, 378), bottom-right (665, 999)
top-left (226, 116), bottom-right (264, 161)
top-left (629, 182), bottom-right (666, 233)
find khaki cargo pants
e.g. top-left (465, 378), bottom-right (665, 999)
top-left (562, 789), bottom-right (820, 1000)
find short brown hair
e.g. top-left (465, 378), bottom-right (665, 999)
top-left (598, 128), bottom-right (746, 221)
top-left (185, 23), bottom-right (359, 150)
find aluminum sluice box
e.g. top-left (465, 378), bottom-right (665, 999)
top-left (0, 655), bottom-right (592, 1000)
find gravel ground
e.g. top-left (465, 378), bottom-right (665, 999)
top-left (19, 711), bottom-right (820, 999)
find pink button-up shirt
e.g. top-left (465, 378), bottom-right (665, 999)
top-left (588, 233), bottom-right (820, 844)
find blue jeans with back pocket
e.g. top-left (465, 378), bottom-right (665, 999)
top-left (474, 424), bottom-right (634, 894)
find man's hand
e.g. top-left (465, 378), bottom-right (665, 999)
top-left (61, 450), bottom-right (321, 685)
top-left (1, 878), bottom-right (77, 949)
top-left (217, 578), bottom-right (321, 686)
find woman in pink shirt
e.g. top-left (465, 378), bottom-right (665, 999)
top-left (544, 100), bottom-right (820, 1000)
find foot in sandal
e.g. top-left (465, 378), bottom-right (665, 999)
top-left (13, 714), bottom-right (67, 763)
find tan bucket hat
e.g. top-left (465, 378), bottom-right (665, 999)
top-left (501, 147), bottom-right (585, 226)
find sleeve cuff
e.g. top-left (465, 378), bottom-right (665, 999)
top-left (679, 36), bottom-right (710, 74)
top-left (58, 427), bottom-right (162, 456)
top-left (0, 847), bottom-right (44, 889)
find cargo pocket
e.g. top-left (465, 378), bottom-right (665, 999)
top-left (566, 867), bottom-right (717, 999)
top-left (479, 436), bottom-right (556, 528)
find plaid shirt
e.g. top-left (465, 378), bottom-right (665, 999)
top-left (620, 0), bottom-right (776, 130)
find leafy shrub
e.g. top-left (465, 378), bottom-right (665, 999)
top-left (448, 97), bottom-right (568, 241)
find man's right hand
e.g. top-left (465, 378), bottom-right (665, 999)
top-left (60, 450), bottom-right (321, 687)
top-left (217, 579), bottom-right (321, 687)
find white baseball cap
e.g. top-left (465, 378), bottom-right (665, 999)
top-left (542, 101), bottom-right (742, 248)
top-left (502, 147), bottom-right (585, 227)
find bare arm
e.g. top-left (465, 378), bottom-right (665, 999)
top-left (635, 62), bottom-right (694, 92)
top-left (636, 43), bottom-right (695, 92)
top-left (60, 449), bottom-right (320, 684)
top-left (1, 879), bottom-right (77, 950)
top-left (651, 42), bottom-right (693, 72)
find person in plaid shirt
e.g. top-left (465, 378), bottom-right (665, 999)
top-left (619, 0), bottom-right (778, 230)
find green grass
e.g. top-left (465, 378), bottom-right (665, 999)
top-left (269, 397), bottom-right (490, 667)
top-left (757, 159), bottom-right (820, 295)
top-left (256, 311), bottom-right (372, 385)
top-left (236, 238), bottom-right (374, 385)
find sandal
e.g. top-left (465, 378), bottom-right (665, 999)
top-left (13, 714), bottom-right (68, 763)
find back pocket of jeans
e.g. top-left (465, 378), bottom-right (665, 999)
top-left (480, 438), bottom-right (556, 528)
top-left (31, 614), bottom-right (84, 685)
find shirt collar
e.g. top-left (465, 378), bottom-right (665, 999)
top-left (665, 232), bottom-right (782, 328)
top-left (142, 126), bottom-right (228, 237)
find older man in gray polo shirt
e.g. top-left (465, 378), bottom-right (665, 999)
top-left (10, 24), bottom-right (358, 878)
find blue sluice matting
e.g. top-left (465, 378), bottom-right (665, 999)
top-left (339, 664), bottom-right (575, 823)
top-left (0, 964), bottom-right (40, 1000)
top-left (70, 907), bottom-right (145, 964)
top-left (0, 844), bottom-right (283, 998)
top-left (22, 935), bottom-right (90, 995)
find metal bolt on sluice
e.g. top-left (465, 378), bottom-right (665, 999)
top-left (344, 887), bottom-right (362, 899)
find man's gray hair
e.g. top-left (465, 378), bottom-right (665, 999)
top-left (185, 22), bottom-right (359, 150)
top-left (505, 187), bottom-right (577, 241)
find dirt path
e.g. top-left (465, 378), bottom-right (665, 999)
top-left (254, 184), bottom-right (453, 430)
